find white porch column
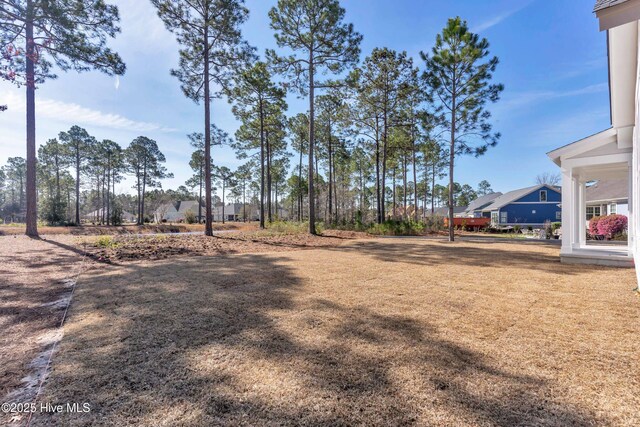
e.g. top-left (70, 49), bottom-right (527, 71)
top-left (561, 167), bottom-right (573, 254)
top-left (578, 180), bottom-right (587, 247)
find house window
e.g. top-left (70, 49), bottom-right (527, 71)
top-left (500, 211), bottom-right (508, 223)
top-left (586, 206), bottom-right (601, 220)
top-left (491, 212), bottom-right (499, 224)
top-left (610, 203), bottom-right (617, 214)
top-left (540, 190), bottom-right (547, 202)
top-left (556, 211), bottom-right (561, 220)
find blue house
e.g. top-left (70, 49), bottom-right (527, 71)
top-left (480, 184), bottom-right (562, 227)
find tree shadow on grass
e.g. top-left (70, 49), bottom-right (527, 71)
top-left (324, 239), bottom-right (604, 276)
top-left (30, 250), bottom-right (606, 426)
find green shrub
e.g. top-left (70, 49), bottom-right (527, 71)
top-left (110, 205), bottom-right (123, 226)
top-left (185, 209), bottom-right (197, 224)
top-left (95, 236), bottom-right (117, 248)
top-left (367, 220), bottom-right (426, 236)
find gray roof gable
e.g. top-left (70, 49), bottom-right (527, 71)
top-left (464, 192), bottom-right (503, 213)
top-left (594, 0), bottom-right (631, 11)
top-left (586, 180), bottom-right (628, 202)
top-left (481, 184), bottom-right (560, 211)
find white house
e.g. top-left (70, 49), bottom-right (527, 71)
top-left (586, 179), bottom-right (629, 220)
top-left (547, 0), bottom-right (640, 271)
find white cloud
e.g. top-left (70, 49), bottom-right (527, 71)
top-left (497, 82), bottom-right (608, 113)
top-left (1, 89), bottom-right (175, 133)
top-left (471, 1), bottom-right (534, 33)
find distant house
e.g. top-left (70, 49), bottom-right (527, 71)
top-left (458, 192), bottom-right (503, 218)
top-left (586, 179), bottom-right (629, 220)
top-left (480, 184), bottom-right (562, 227)
top-left (429, 206), bottom-right (467, 217)
top-left (83, 208), bottom-right (136, 223)
top-left (212, 204), bottom-right (289, 222)
top-left (154, 201), bottom-right (203, 223)
top-left (213, 203), bottom-right (245, 222)
top-left (177, 200), bottom-right (204, 222)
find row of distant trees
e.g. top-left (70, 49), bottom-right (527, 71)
top-left (0, 126), bottom-right (171, 226)
top-left (1, 0), bottom-right (503, 240)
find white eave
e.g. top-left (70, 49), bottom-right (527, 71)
top-left (547, 128), bottom-right (618, 166)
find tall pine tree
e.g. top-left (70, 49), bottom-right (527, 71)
top-left (0, 0), bottom-right (125, 236)
top-left (267, 0), bottom-right (361, 234)
top-left (152, 0), bottom-right (254, 236)
top-left (422, 17), bottom-right (503, 241)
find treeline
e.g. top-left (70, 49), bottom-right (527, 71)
top-left (0, 126), bottom-right (171, 225)
top-left (2, 0), bottom-right (502, 240)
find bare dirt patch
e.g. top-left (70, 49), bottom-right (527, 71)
top-left (27, 238), bottom-right (640, 426)
top-left (80, 229), bottom-right (368, 262)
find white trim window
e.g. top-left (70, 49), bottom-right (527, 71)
top-left (539, 190), bottom-right (547, 202)
top-left (500, 211), bottom-right (508, 223)
top-left (586, 206), bottom-right (601, 220)
top-left (491, 211), bottom-right (499, 224)
top-left (609, 202), bottom-right (617, 214)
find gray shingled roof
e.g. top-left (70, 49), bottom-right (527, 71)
top-left (594, 0), bottom-right (631, 12)
top-left (430, 206), bottom-right (467, 217)
top-left (481, 184), bottom-right (560, 212)
top-left (586, 180), bottom-right (628, 202)
top-left (464, 192), bottom-right (503, 214)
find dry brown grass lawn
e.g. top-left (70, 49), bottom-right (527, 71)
top-left (0, 236), bottom-right (89, 415)
top-left (0, 222), bottom-right (257, 236)
top-left (13, 237), bottom-right (640, 426)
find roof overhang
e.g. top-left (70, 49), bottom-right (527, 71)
top-left (547, 128), bottom-right (618, 166)
top-left (596, 0), bottom-right (640, 30)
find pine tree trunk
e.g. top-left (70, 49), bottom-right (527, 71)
top-left (24, 2), bottom-right (38, 237)
top-left (328, 121), bottom-right (333, 223)
top-left (266, 130), bottom-right (272, 223)
top-left (259, 101), bottom-right (265, 229)
top-left (308, 51), bottom-right (316, 234)
top-left (298, 146), bottom-right (303, 221)
top-left (381, 112), bottom-right (388, 222)
top-left (75, 148), bottom-right (80, 225)
top-left (375, 118), bottom-right (381, 224)
top-left (449, 90), bottom-right (456, 242)
top-left (204, 25), bottom-right (213, 236)
top-left (198, 164), bottom-right (203, 223)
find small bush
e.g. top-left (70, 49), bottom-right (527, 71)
top-left (367, 220), bottom-right (426, 236)
top-left (514, 225), bottom-right (522, 234)
top-left (110, 205), bottom-right (123, 226)
top-left (95, 236), bottom-right (117, 248)
top-left (185, 209), bottom-right (197, 224)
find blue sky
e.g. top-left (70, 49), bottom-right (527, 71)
top-left (0, 0), bottom-right (610, 196)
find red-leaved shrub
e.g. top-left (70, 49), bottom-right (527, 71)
top-left (588, 216), bottom-right (601, 236)
top-left (596, 214), bottom-right (627, 238)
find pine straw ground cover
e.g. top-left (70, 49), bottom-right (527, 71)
top-left (80, 230), bottom-right (369, 262)
top-left (17, 238), bottom-right (640, 426)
